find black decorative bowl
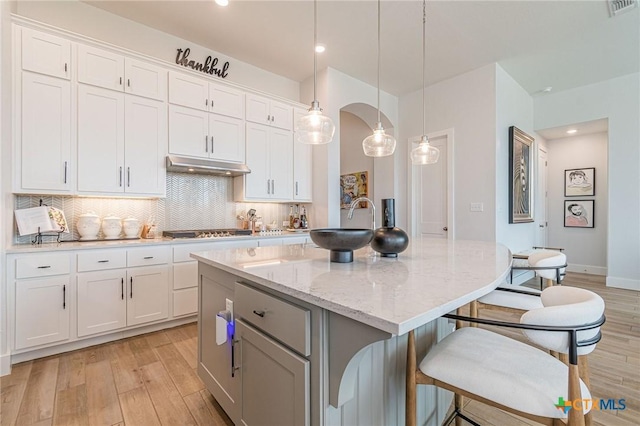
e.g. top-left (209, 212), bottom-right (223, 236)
top-left (309, 228), bottom-right (374, 263)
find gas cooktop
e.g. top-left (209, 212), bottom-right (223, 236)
top-left (162, 229), bottom-right (253, 239)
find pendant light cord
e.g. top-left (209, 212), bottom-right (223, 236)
top-left (313, 0), bottom-right (318, 103)
top-left (377, 0), bottom-right (381, 124)
top-left (422, 0), bottom-right (426, 136)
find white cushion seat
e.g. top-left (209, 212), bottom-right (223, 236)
top-left (419, 327), bottom-right (591, 419)
top-left (477, 284), bottom-right (543, 310)
top-left (528, 250), bottom-right (567, 280)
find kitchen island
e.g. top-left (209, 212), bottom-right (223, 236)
top-left (192, 238), bottom-right (511, 426)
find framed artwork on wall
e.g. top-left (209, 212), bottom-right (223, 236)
top-left (340, 171), bottom-right (368, 209)
top-left (565, 167), bottom-right (595, 196)
top-left (508, 126), bottom-right (534, 223)
top-left (564, 200), bottom-right (594, 228)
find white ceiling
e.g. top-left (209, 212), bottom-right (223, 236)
top-left (537, 118), bottom-right (609, 140)
top-left (82, 0), bottom-right (639, 97)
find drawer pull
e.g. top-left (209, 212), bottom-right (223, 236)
top-left (97, 260), bottom-right (109, 263)
top-left (252, 310), bottom-right (265, 318)
top-left (143, 256), bottom-right (154, 259)
top-left (130, 277), bottom-right (133, 298)
top-left (37, 265), bottom-right (51, 269)
top-left (121, 278), bottom-right (124, 300)
top-left (63, 285), bottom-right (66, 309)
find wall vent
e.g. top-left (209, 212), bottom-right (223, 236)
top-left (608, 0), bottom-right (638, 17)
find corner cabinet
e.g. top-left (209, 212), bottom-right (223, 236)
top-left (234, 123), bottom-right (293, 201)
top-left (77, 85), bottom-right (167, 196)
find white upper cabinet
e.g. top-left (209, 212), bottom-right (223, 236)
top-left (168, 71), bottom-right (244, 119)
top-left (292, 108), bottom-right (313, 202)
top-left (21, 28), bottom-right (71, 80)
top-left (17, 72), bottom-right (71, 193)
top-left (78, 85), bottom-right (166, 196)
top-left (78, 44), bottom-right (167, 101)
top-left (246, 94), bottom-right (293, 131)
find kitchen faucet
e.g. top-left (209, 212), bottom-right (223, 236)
top-left (347, 197), bottom-right (376, 230)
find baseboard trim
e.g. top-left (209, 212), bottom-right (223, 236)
top-left (606, 276), bottom-right (640, 291)
top-left (8, 316), bottom-right (196, 366)
top-left (1, 352), bottom-right (11, 376)
top-left (566, 264), bottom-right (607, 276)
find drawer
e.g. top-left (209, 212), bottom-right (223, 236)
top-left (127, 246), bottom-right (170, 267)
top-left (173, 287), bottom-right (198, 317)
top-left (235, 282), bottom-right (310, 356)
top-left (77, 250), bottom-right (126, 272)
top-left (173, 262), bottom-right (198, 290)
top-left (16, 254), bottom-right (70, 278)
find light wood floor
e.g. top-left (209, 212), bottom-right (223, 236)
top-left (1, 272), bottom-right (638, 426)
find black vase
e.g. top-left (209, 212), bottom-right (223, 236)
top-left (371, 198), bottom-right (409, 258)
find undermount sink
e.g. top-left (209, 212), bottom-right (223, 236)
top-left (309, 228), bottom-right (374, 263)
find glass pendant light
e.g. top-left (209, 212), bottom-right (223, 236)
top-left (296, 0), bottom-right (335, 145)
top-left (410, 0), bottom-right (439, 165)
top-left (362, 0), bottom-right (396, 157)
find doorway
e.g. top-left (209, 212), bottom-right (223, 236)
top-left (535, 147), bottom-right (548, 247)
top-left (408, 128), bottom-right (454, 239)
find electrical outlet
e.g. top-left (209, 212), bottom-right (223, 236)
top-left (470, 202), bottom-right (484, 212)
top-left (226, 298), bottom-right (234, 321)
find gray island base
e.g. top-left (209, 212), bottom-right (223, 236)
top-left (192, 238), bottom-right (511, 426)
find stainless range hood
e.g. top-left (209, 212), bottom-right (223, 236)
top-left (166, 155), bottom-right (250, 177)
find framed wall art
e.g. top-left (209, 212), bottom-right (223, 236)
top-left (340, 171), bottom-right (368, 209)
top-left (508, 126), bottom-right (534, 223)
top-left (564, 200), bottom-right (594, 228)
top-left (565, 167), bottom-right (595, 196)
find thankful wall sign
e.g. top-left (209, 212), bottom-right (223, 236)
top-left (175, 48), bottom-right (230, 79)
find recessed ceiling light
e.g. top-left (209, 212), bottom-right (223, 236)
top-left (215, 0), bottom-right (229, 7)
top-left (542, 86), bottom-right (553, 93)
top-left (315, 44), bottom-right (326, 53)
top-left (566, 129), bottom-right (578, 134)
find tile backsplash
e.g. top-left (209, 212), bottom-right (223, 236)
top-left (13, 173), bottom-right (299, 244)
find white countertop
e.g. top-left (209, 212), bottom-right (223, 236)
top-left (191, 238), bottom-right (512, 335)
top-left (6, 231), bottom-right (308, 254)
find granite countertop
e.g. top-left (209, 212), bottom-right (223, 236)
top-left (191, 238), bottom-right (512, 335)
top-left (6, 231), bottom-right (309, 254)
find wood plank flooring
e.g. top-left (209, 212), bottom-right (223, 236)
top-left (1, 272), bottom-right (638, 426)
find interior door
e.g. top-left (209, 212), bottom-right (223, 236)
top-left (417, 135), bottom-right (448, 238)
top-left (535, 148), bottom-right (548, 247)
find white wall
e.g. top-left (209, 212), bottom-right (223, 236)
top-left (311, 67), bottom-right (398, 228)
top-left (398, 64), bottom-right (497, 241)
top-left (14, 0), bottom-right (300, 100)
top-left (534, 73), bottom-right (640, 290)
top-left (339, 111), bottom-right (375, 229)
top-left (495, 65), bottom-right (537, 253)
top-left (547, 132), bottom-right (608, 275)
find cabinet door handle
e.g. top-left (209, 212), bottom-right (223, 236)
top-left (267, 114), bottom-right (271, 122)
top-left (64, 63), bottom-right (68, 73)
top-left (252, 310), bottom-right (265, 318)
top-left (143, 256), bottom-right (154, 259)
top-left (63, 285), bottom-right (66, 309)
top-left (97, 260), bottom-right (109, 263)
top-left (205, 99), bottom-right (208, 107)
top-left (231, 339), bottom-right (240, 377)
top-left (205, 135), bottom-right (208, 152)
top-left (127, 167), bottom-right (131, 187)
top-left (267, 179), bottom-right (270, 194)
top-left (211, 137), bottom-right (214, 153)
top-left (130, 277), bottom-right (133, 298)
top-left (127, 78), bottom-right (130, 87)
top-left (271, 180), bottom-right (275, 194)
top-left (119, 77), bottom-right (122, 85)
top-left (295, 181), bottom-right (298, 196)
top-left (64, 161), bottom-right (68, 184)
top-left (119, 167), bottom-right (123, 187)
top-left (37, 265), bottom-right (51, 269)
top-left (121, 278), bottom-right (124, 300)
top-left (271, 116), bottom-right (275, 123)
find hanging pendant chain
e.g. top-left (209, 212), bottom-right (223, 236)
top-left (313, 0), bottom-right (318, 103)
top-left (422, 0), bottom-right (427, 138)
top-left (377, 0), bottom-right (381, 124)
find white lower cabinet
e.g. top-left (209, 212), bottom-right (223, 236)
top-left (127, 265), bottom-right (169, 326)
top-left (15, 276), bottom-right (70, 350)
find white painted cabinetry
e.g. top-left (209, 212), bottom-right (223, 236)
top-left (168, 71), bottom-right (244, 119)
top-left (293, 108), bottom-right (313, 202)
top-left (246, 93), bottom-right (293, 130)
top-left (235, 122), bottom-right (293, 201)
top-left (168, 104), bottom-right (245, 163)
top-left (76, 247), bottom-right (169, 337)
top-left (21, 28), bottom-right (71, 80)
top-left (13, 254), bottom-right (71, 350)
top-left (77, 85), bottom-right (166, 196)
top-left (78, 44), bottom-right (167, 101)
